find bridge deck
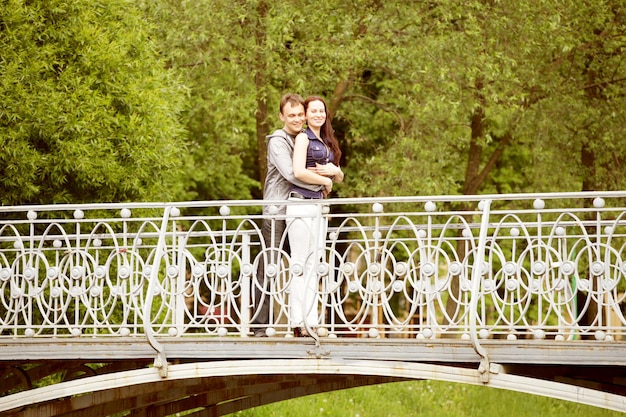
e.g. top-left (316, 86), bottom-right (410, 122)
top-left (2, 338), bottom-right (625, 366)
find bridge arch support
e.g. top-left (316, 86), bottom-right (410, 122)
top-left (2, 359), bottom-right (625, 416)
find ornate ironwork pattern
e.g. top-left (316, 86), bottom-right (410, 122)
top-left (1, 192), bottom-right (625, 341)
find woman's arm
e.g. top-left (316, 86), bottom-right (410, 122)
top-left (293, 133), bottom-right (333, 192)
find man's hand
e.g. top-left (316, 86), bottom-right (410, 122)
top-left (323, 179), bottom-right (333, 196)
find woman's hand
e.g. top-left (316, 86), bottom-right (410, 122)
top-left (311, 163), bottom-right (344, 183)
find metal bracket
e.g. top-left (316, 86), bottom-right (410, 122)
top-left (307, 345), bottom-right (331, 359)
top-left (477, 358), bottom-right (490, 383)
top-left (153, 351), bottom-right (168, 378)
top-left (477, 358), bottom-right (502, 383)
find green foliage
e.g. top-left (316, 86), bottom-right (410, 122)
top-left (3, 0), bottom-right (626, 205)
top-left (0, 0), bottom-right (187, 205)
top-left (136, 0), bottom-right (264, 201)
top-left (228, 380), bottom-right (623, 417)
top-left (134, 0), bottom-right (626, 201)
top-left (179, 0), bottom-right (626, 196)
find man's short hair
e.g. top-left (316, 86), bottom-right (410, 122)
top-left (279, 93), bottom-right (305, 114)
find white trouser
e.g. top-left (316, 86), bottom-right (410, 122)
top-left (286, 200), bottom-right (327, 328)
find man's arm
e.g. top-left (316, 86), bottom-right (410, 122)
top-left (267, 136), bottom-right (324, 191)
top-left (292, 133), bottom-right (333, 189)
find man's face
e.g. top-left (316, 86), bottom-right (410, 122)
top-left (279, 102), bottom-right (305, 135)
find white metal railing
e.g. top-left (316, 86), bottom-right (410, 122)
top-left (1, 192), bottom-right (626, 342)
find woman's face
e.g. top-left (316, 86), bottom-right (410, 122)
top-left (306, 100), bottom-right (326, 129)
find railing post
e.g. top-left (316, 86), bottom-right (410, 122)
top-left (174, 211), bottom-right (186, 337)
top-left (370, 203), bottom-right (382, 338)
top-left (241, 232), bottom-right (251, 337)
top-left (143, 206), bottom-right (171, 378)
top-left (469, 199), bottom-right (491, 383)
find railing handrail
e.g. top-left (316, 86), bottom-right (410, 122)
top-left (0, 190), bottom-right (625, 213)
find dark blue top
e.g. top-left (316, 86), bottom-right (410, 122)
top-left (290, 127), bottom-right (334, 199)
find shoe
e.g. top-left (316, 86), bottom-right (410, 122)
top-left (253, 329), bottom-right (268, 337)
top-left (294, 327), bottom-right (317, 338)
top-left (294, 327), bottom-right (308, 337)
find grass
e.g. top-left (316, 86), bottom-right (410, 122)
top-left (227, 380), bottom-right (624, 417)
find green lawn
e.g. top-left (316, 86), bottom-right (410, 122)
top-left (227, 380), bottom-right (623, 417)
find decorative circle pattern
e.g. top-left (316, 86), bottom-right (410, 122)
top-left (0, 195), bottom-right (623, 341)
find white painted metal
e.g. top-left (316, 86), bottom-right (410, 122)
top-left (2, 191), bottom-right (626, 341)
top-left (1, 359), bottom-right (624, 414)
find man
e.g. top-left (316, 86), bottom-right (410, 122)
top-left (252, 93), bottom-right (332, 337)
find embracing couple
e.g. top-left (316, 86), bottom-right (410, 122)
top-left (253, 93), bottom-right (344, 338)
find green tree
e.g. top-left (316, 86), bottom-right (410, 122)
top-left (137, 0), bottom-right (264, 201)
top-left (138, 0), bottom-right (626, 202)
top-left (0, 0), bottom-right (187, 205)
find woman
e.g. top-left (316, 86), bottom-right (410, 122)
top-left (286, 96), bottom-right (343, 337)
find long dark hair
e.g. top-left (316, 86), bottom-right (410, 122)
top-left (304, 96), bottom-right (342, 165)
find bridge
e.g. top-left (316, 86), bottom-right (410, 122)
top-left (1, 192), bottom-right (625, 416)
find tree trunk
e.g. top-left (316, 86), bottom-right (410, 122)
top-left (254, 0), bottom-right (270, 184)
top-left (577, 59), bottom-right (601, 336)
top-left (445, 77), bottom-right (514, 326)
top-left (446, 79), bottom-right (486, 324)
top-left (328, 79), bottom-right (352, 121)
